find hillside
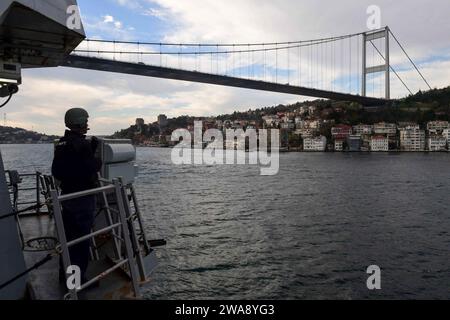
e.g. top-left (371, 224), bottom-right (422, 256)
top-left (112, 86), bottom-right (450, 144)
top-left (0, 126), bottom-right (59, 144)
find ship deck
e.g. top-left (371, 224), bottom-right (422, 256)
top-left (21, 214), bottom-right (137, 300)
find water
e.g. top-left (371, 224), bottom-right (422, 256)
top-left (1, 144), bottom-right (450, 299)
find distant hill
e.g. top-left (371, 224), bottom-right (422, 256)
top-left (0, 126), bottom-right (59, 144)
top-left (112, 85), bottom-right (450, 144)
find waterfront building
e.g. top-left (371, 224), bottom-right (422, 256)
top-left (427, 121), bottom-right (449, 134)
top-left (295, 128), bottom-right (314, 138)
top-left (370, 135), bottom-right (389, 151)
top-left (374, 122), bottom-right (397, 136)
top-left (353, 124), bottom-right (373, 135)
top-left (400, 128), bottom-right (425, 151)
top-left (262, 115), bottom-right (279, 127)
top-left (303, 136), bottom-right (327, 151)
top-left (334, 139), bottom-right (344, 151)
top-left (427, 135), bottom-right (447, 152)
top-left (398, 122), bottom-right (419, 130)
top-left (347, 135), bottom-right (362, 152)
top-left (281, 122), bottom-right (295, 130)
top-left (443, 129), bottom-right (450, 143)
top-left (331, 124), bottom-right (352, 140)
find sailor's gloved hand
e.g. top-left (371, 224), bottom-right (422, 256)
top-left (91, 136), bottom-right (99, 152)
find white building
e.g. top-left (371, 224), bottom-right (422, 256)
top-left (427, 135), bottom-right (447, 152)
top-left (294, 117), bottom-right (303, 125)
top-left (370, 135), bottom-right (389, 151)
top-left (443, 129), bottom-right (450, 143)
top-left (308, 106), bottom-right (317, 114)
top-left (262, 115), bottom-right (279, 127)
top-left (303, 136), bottom-right (327, 151)
top-left (295, 128), bottom-right (314, 138)
top-left (281, 122), bottom-right (295, 130)
top-left (334, 140), bottom-right (344, 151)
top-left (374, 122), bottom-right (397, 136)
top-left (427, 121), bottom-right (449, 134)
top-left (400, 128), bottom-right (425, 151)
top-left (398, 122), bottom-right (419, 130)
top-left (353, 124), bottom-right (374, 135)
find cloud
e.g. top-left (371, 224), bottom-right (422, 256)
top-left (112, 0), bottom-right (143, 10)
top-left (103, 15), bottom-right (114, 23)
top-left (143, 8), bottom-right (167, 19)
top-left (82, 14), bottom-right (133, 41)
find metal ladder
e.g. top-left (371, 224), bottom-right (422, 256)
top-left (50, 179), bottom-right (141, 300)
top-left (97, 176), bottom-right (154, 282)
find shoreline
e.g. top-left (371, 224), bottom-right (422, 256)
top-left (134, 145), bottom-right (450, 153)
top-left (1, 143), bottom-right (448, 153)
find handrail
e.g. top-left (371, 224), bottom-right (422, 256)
top-left (65, 223), bottom-right (121, 248)
top-left (77, 259), bottom-right (129, 292)
top-left (58, 185), bottom-right (115, 202)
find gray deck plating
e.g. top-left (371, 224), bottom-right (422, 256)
top-left (22, 215), bottom-right (137, 300)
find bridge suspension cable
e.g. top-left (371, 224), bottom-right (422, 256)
top-left (388, 29), bottom-right (432, 90)
top-left (65, 27), bottom-right (433, 102)
top-left (369, 40), bottom-right (413, 95)
top-left (73, 34), bottom-right (358, 56)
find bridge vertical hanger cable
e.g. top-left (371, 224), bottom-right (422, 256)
top-left (341, 37), bottom-right (343, 92)
top-left (288, 44), bottom-right (290, 84)
top-left (178, 44), bottom-right (182, 69)
top-left (315, 42), bottom-right (318, 88)
top-left (327, 40), bottom-right (329, 91)
top-left (276, 44), bottom-right (278, 83)
top-left (263, 44), bottom-right (266, 81)
top-left (198, 45), bottom-right (202, 72)
top-left (210, 52), bottom-right (213, 75)
top-left (239, 49), bottom-right (241, 78)
top-left (298, 44), bottom-right (301, 86)
top-left (357, 35), bottom-right (360, 94)
top-left (320, 41), bottom-right (322, 89)
top-left (113, 41), bottom-right (116, 61)
top-left (332, 38), bottom-right (334, 91)
top-left (248, 44), bottom-right (251, 79)
top-left (309, 41), bottom-right (312, 87)
top-left (232, 44), bottom-right (235, 76)
top-left (348, 37), bottom-right (352, 93)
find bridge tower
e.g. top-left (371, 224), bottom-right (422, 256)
top-left (362, 26), bottom-right (390, 99)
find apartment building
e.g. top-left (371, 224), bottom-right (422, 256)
top-left (400, 128), bottom-right (425, 151)
top-left (303, 136), bottom-right (327, 151)
top-left (370, 135), bottom-right (389, 151)
top-left (427, 135), bottom-right (447, 152)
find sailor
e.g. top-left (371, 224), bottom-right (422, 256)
top-left (52, 108), bottom-right (102, 284)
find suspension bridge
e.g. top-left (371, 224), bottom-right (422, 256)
top-left (62, 26), bottom-right (431, 106)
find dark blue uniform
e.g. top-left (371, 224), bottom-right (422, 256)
top-left (52, 130), bottom-right (102, 281)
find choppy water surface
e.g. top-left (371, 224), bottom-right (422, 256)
top-left (2, 144), bottom-right (450, 299)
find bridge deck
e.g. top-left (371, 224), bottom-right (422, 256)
top-left (62, 55), bottom-right (390, 106)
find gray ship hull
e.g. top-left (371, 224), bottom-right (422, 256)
top-left (0, 150), bottom-right (27, 299)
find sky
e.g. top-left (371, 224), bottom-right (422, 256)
top-left (3, 0), bottom-right (450, 135)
